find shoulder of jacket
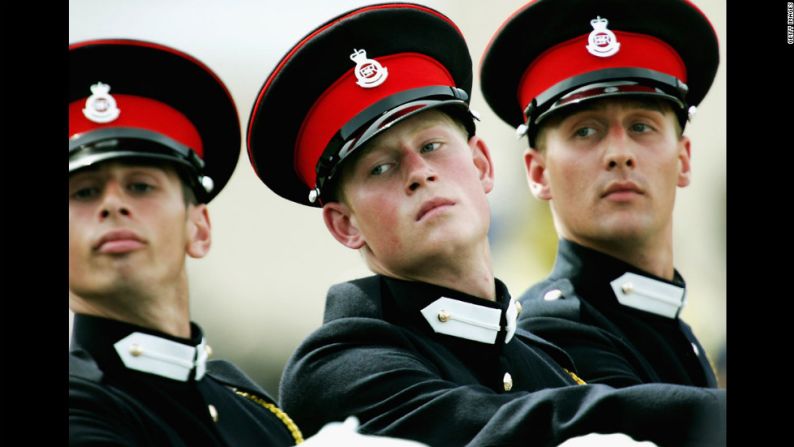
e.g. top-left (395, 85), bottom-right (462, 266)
top-left (69, 348), bottom-right (104, 382)
top-left (519, 277), bottom-right (583, 320)
top-left (324, 275), bottom-right (383, 322)
top-left (205, 359), bottom-right (276, 403)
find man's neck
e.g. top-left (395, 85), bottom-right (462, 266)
top-left (69, 282), bottom-right (191, 338)
top-left (369, 239), bottom-right (496, 300)
top-left (567, 235), bottom-right (675, 280)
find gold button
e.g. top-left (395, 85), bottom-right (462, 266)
top-left (514, 300), bottom-right (523, 315)
top-left (129, 344), bottom-right (144, 357)
top-left (503, 372), bottom-right (513, 391)
top-left (208, 404), bottom-right (218, 423)
top-left (543, 289), bottom-right (563, 301)
top-left (437, 310), bottom-right (450, 322)
top-left (205, 344), bottom-right (213, 357)
top-left (621, 282), bottom-right (634, 294)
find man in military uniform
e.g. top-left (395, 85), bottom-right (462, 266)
top-left (480, 0), bottom-right (720, 388)
top-left (247, 3), bottom-right (725, 446)
top-left (68, 39), bottom-right (303, 446)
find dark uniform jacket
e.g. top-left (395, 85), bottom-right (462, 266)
top-left (279, 275), bottom-right (725, 447)
top-left (69, 314), bottom-right (300, 446)
top-left (518, 239), bottom-right (718, 388)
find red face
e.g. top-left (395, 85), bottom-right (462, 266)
top-left (323, 110), bottom-right (495, 278)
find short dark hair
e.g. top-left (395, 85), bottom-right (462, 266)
top-left (176, 170), bottom-right (199, 206)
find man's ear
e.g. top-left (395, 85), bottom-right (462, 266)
top-left (469, 135), bottom-right (495, 194)
top-left (186, 204), bottom-right (212, 259)
top-left (677, 136), bottom-right (692, 188)
top-left (524, 148), bottom-right (552, 200)
top-left (322, 201), bottom-right (365, 249)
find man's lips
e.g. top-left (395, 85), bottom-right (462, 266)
top-left (94, 230), bottom-right (145, 254)
top-left (416, 198), bottom-right (456, 221)
top-left (602, 181), bottom-right (644, 200)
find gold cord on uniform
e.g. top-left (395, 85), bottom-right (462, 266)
top-left (564, 368), bottom-right (587, 385)
top-left (233, 389), bottom-right (304, 444)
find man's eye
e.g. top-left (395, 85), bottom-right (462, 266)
top-left (370, 163), bottom-right (393, 176)
top-left (128, 183), bottom-right (155, 193)
top-left (72, 187), bottom-right (100, 200)
top-left (630, 122), bottom-right (653, 133)
top-left (574, 127), bottom-right (596, 138)
top-left (420, 142), bottom-right (441, 153)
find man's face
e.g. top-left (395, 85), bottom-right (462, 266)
top-left (323, 110), bottom-right (494, 277)
top-left (525, 98), bottom-right (691, 248)
top-left (69, 161), bottom-right (208, 299)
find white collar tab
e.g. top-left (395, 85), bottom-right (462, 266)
top-left (610, 272), bottom-right (686, 319)
top-left (113, 332), bottom-right (208, 382)
top-left (420, 297), bottom-right (518, 344)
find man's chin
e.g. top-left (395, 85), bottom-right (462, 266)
top-left (581, 225), bottom-right (655, 249)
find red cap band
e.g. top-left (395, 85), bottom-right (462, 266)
top-left (294, 52), bottom-right (455, 188)
top-left (69, 94), bottom-right (204, 157)
top-left (518, 30), bottom-right (686, 117)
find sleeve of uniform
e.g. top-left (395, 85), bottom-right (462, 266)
top-left (70, 376), bottom-right (148, 446)
top-left (518, 280), bottom-right (651, 387)
top-left (519, 315), bottom-right (648, 387)
top-left (279, 317), bottom-right (725, 447)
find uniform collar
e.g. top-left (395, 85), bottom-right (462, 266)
top-left (70, 314), bottom-right (210, 382)
top-left (552, 239), bottom-right (687, 319)
top-left (381, 276), bottom-right (519, 344)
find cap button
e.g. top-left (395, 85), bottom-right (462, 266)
top-left (688, 105), bottom-right (698, 120)
top-left (200, 176), bottom-right (214, 193)
top-left (308, 188), bottom-right (320, 203)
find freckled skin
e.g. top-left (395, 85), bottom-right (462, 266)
top-left (324, 110), bottom-right (496, 293)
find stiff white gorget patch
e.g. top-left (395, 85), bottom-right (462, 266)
top-left (610, 272), bottom-right (686, 319)
top-left (420, 297), bottom-right (518, 344)
top-left (114, 332), bottom-right (209, 382)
